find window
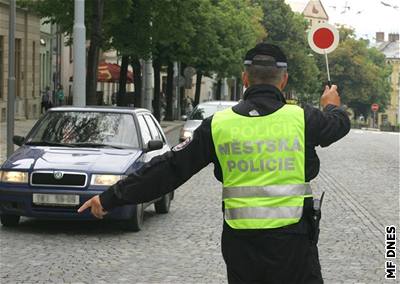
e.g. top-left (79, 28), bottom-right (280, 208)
top-left (137, 115), bottom-right (152, 146)
top-left (0, 36), bottom-right (3, 99)
top-left (32, 41), bottom-right (35, 97)
top-left (144, 115), bottom-right (163, 141)
top-left (28, 112), bottom-right (139, 148)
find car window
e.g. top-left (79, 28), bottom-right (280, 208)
top-left (27, 111), bottom-right (139, 148)
top-left (137, 115), bottom-right (152, 146)
top-left (189, 104), bottom-right (232, 120)
top-left (144, 115), bottom-right (163, 141)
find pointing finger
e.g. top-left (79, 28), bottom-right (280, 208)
top-left (77, 200), bottom-right (91, 213)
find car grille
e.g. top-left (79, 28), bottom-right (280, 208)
top-left (31, 171), bottom-right (87, 188)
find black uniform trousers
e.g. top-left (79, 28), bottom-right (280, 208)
top-left (221, 199), bottom-right (323, 284)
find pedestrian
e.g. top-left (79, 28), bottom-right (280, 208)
top-left (78, 43), bottom-right (350, 283)
top-left (56, 84), bottom-right (64, 106)
top-left (41, 86), bottom-right (52, 113)
top-left (185, 96), bottom-right (193, 114)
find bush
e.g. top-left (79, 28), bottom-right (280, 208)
top-left (380, 124), bottom-right (400, 132)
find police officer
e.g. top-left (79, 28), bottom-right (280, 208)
top-left (79, 43), bottom-right (350, 284)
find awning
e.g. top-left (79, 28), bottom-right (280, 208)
top-left (97, 62), bottom-right (133, 83)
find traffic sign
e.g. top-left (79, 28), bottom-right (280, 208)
top-left (308, 23), bottom-right (339, 55)
top-left (371, 103), bottom-right (379, 112)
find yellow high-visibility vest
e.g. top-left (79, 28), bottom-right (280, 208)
top-left (211, 104), bottom-right (312, 229)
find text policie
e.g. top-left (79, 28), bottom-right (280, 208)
top-left (218, 137), bottom-right (301, 173)
top-left (385, 226), bottom-right (397, 280)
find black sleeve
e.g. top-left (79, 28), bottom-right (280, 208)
top-left (304, 104), bottom-right (351, 147)
top-left (99, 118), bottom-right (214, 210)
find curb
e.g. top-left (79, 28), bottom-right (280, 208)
top-left (361, 127), bottom-right (381, 132)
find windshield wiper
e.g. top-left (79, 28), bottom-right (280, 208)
top-left (25, 141), bottom-right (74, 147)
top-left (69, 142), bottom-right (125, 149)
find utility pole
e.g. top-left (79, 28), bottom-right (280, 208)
top-left (7, 0), bottom-right (16, 158)
top-left (174, 61), bottom-right (181, 119)
top-left (142, 60), bottom-right (153, 111)
top-left (73, 0), bottom-right (86, 106)
top-left (141, 20), bottom-right (153, 111)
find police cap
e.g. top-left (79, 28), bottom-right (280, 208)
top-left (244, 43), bottom-right (287, 68)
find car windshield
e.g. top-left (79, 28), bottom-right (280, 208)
top-left (26, 111), bottom-right (139, 149)
top-left (189, 104), bottom-right (232, 120)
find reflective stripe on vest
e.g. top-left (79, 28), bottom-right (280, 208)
top-left (223, 184), bottom-right (311, 199)
top-left (211, 104), bottom-right (309, 229)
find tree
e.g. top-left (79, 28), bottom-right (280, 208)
top-left (106, 0), bottom-right (151, 107)
top-left (316, 27), bottom-right (392, 119)
top-left (150, 0), bottom-right (198, 120)
top-left (19, 0), bottom-right (131, 105)
top-left (256, 0), bottom-right (320, 100)
top-left (86, 0), bottom-right (104, 105)
top-left (187, 0), bottom-right (265, 105)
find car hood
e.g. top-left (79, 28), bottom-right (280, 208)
top-left (1, 146), bottom-right (142, 173)
top-left (182, 120), bottom-right (202, 132)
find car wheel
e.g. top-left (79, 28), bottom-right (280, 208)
top-left (154, 192), bottom-right (172, 214)
top-left (0, 214), bottom-right (20, 227)
top-left (122, 204), bottom-right (144, 232)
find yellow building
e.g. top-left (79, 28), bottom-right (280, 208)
top-left (0, 0), bottom-right (41, 122)
top-left (374, 32), bottom-right (400, 127)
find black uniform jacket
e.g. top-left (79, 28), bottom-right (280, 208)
top-left (100, 84), bottom-right (350, 234)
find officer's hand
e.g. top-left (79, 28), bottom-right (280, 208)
top-left (77, 195), bottom-right (107, 219)
top-left (320, 85), bottom-right (340, 108)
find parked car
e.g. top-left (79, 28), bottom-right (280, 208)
top-left (180, 101), bottom-right (238, 141)
top-left (0, 106), bottom-right (173, 231)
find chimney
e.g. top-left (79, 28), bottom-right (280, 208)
top-left (388, 33), bottom-right (399, 42)
top-left (376, 32), bottom-right (385, 42)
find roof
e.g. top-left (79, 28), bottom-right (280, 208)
top-left (373, 41), bottom-right (400, 59)
top-left (286, 0), bottom-right (329, 20)
top-left (302, 0), bottom-right (328, 20)
top-left (49, 106), bottom-right (150, 114)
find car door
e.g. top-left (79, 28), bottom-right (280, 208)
top-left (143, 114), bottom-right (170, 154)
top-left (137, 114), bottom-right (165, 163)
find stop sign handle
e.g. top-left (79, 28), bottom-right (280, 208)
top-left (324, 50), bottom-right (332, 87)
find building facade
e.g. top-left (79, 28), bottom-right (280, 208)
top-left (286, 0), bottom-right (329, 26)
top-left (374, 32), bottom-right (400, 127)
top-left (0, 0), bottom-right (41, 122)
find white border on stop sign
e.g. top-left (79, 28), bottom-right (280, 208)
top-left (308, 23), bottom-right (340, 55)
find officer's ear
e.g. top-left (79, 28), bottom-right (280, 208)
top-left (279, 71), bottom-right (288, 91)
top-left (242, 71), bottom-right (250, 88)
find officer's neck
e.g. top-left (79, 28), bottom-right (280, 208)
top-left (243, 84), bottom-right (286, 103)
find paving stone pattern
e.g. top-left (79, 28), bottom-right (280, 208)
top-left (0, 128), bottom-right (398, 283)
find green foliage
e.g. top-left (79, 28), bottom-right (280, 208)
top-left (106, 0), bottom-right (151, 58)
top-left (19, 0), bottom-right (131, 46)
top-left (212, 0), bottom-right (265, 78)
top-left (257, 0), bottom-right (320, 96)
top-left (317, 26), bottom-right (392, 117)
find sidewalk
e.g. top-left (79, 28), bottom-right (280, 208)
top-left (0, 119), bottom-right (184, 164)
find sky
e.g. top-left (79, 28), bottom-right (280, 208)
top-left (321, 0), bottom-right (400, 40)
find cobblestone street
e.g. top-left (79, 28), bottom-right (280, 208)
top-left (0, 127), bottom-right (399, 283)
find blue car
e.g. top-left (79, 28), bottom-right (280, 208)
top-left (0, 107), bottom-right (173, 231)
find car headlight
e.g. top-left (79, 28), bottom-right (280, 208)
top-left (181, 130), bottom-right (193, 139)
top-left (90, 174), bottom-right (126, 186)
top-left (0, 171), bottom-right (29, 183)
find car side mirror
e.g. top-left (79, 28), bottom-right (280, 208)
top-left (145, 140), bottom-right (163, 152)
top-left (181, 115), bottom-right (188, 121)
top-left (13, 135), bottom-right (25, 146)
